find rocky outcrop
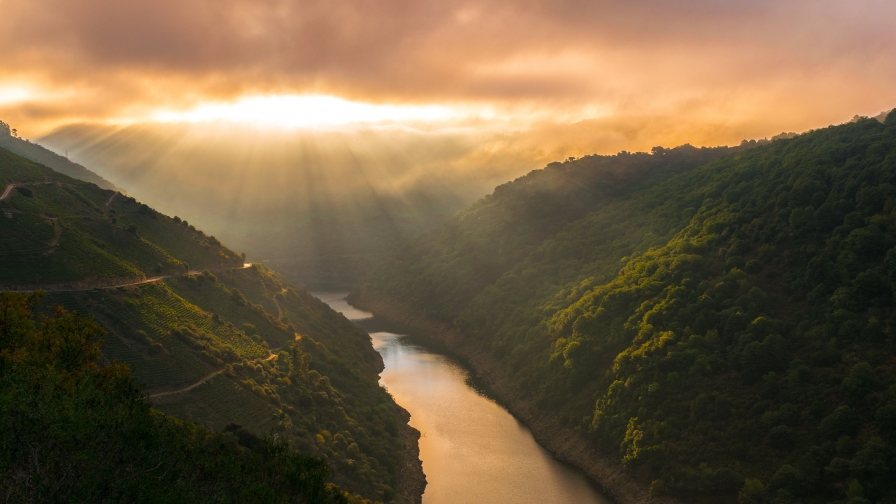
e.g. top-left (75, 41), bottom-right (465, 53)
top-left (393, 405), bottom-right (427, 504)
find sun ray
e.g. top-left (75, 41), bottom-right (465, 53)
top-left (147, 94), bottom-right (462, 129)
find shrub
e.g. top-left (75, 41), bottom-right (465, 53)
top-left (737, 479), bottom-right (766, 504)
top-left (768, 465), bottom-right (804, 496)
top-left (820, 406), bottom-right (859, 440)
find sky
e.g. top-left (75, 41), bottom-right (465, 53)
top-left (1, 0), bottom-right (894, 151)
top-left (2, 0), bottom-right (896, 266)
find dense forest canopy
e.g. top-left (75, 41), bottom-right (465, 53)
top-left (353, 111), bottom-right (896, 503)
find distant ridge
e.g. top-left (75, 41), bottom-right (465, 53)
top-left (0, 120), bottom-right (117, 191)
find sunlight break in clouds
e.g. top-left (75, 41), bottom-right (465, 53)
top-left (147, 95), bottom-right (468, 129)
top-left (0, 85), bottom-right (37, 106)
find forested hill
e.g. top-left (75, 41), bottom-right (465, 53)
top-left (0, 145), bottom-right (242, 287)
top-left (351, 143), bottom-right (741, 323)
top-left (0, 147), bottom-right (422, 503)
top-left (1, 291), bottom-right (352, 503)
top-left (0, 120), bottom-right (117, 190)
top-left (353, 110), bottom-right (896, 503)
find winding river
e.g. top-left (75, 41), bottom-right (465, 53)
top-left (314, 292), bottom-right (611, 504)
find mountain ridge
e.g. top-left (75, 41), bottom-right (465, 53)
top-left (1, 120), bottom-right (117, 191)
top-left (353, 110), bottom-right (896, 504)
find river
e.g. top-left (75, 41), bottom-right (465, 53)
top-left (313, 291), bottom-right (611, 504)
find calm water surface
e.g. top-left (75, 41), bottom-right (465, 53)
top-left (313, 291), bottom-right (611, 504)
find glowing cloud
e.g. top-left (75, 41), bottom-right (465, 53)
top-left (147, 95), bottom-right (465, 129)
top-left (0, 85), bottom-right (37, 106)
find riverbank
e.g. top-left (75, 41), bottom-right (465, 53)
top-left (348, 293), bottom-right (680, 504)
top-left (394, 404), bottom-right (427, 504)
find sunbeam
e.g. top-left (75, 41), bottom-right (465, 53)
top-left (147, 95), bottom-right (464, 129)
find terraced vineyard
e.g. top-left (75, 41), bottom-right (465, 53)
top-left (3, 145), bottom-right (419, 503)
top-left (0, 146), bottom-right (242, 287)
top-left (215, 265), bottom-right (288, 317)
top-left (33, 265), bottom-right (415, 502)
top-left (152, 373), bottom-right (280, 433)
top-left (76, 218), bottom-right (182, 274)
top-left (101, 332), bottom-right (217, 390)
top-left (0, 213), bottom-right (55, 255)
top-left (113, 209), bottom-right (242, 271)
top-left (166, 270), bottom-right (293, 349)
top-left (87, 282), bottom-right (268, 361)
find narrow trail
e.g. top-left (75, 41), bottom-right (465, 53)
top-left (148, 344), bottom-right (282, 399)
top-left (0, 183), bottom-right (16, 201)
top-left (104, 191), bottom-right (119, 207)
top-left (7, 263), bottom-right (253, 293)
top-left (1, 181), bottom-right (54, 201)
top-left (148, 370), bottom-right (224, 398)
top-left (272, 289), bottom-right (286, 320)
top-left (46, 217), bottom-right (61, 247)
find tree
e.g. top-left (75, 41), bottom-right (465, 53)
top-left (738, 479), bottom-right (766, 504)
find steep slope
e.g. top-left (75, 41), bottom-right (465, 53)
top-left (0, 146), bottom-right (242, 287)
top-left (1, 291), bottom-right (352, 503)
top-left (0, 147), bottom-right (423, 503)
top-left (0, 120), bottom-right (116, 190)
top-left (38, 122), bottom-right (489, 285)
top-left (353, 111), bottom-right (896, 503)
top-left (351, 143), bottom-right (740, 324)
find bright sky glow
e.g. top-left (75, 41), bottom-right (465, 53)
top-left (0, 85), bottom-right (36, 106)
top-left (148, 95), bottom-right (464, 129)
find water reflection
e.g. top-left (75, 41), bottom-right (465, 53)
top-left (314, 291), bottom-right (374, 320)
top-left (315, 292), bottom-right (610, 504)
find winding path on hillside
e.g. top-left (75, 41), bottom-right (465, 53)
top-left (0, 183), bottom-right (16, 201)
top-left (272, 289), bottom-right (287, 321)
top-left (148, 370), bottom-right (225, 398)
top-left (3, 179), bottom-right (251, 292)
top-left (5, 263), bottom-right (254, 293)
top-left (104, 191), bottom-right (119, 207)
top-left (46, 217), bottom-right (61, 247)
top-left (0, 207), bottom-right (287, 399)
top-left (147, 339), bottom-right (286, 398)
top-left (1, 180), bottom-right (54, 201)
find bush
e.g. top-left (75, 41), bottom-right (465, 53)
top-left (738, 479), bottom-right (766, 504)
top-left (820, 406), bottom-right (859, 440)
top-left (768, 425), bottom-right (797, 450)
top-left (850, 437), bottom-right (889, 483)
top-left (841, 362), bottom-right (880, 398)
top-left (768, 465), bottom-right (804, 496)
top-left (825, 458), bottom-right (851, 481)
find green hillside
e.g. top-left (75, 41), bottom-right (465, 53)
top-left (1, 292), bottom-right (352, 503)
top-left (353, 111), bottom-right (896, 503)
top-left (0, 120), bottom-right (117, 190)
top-left (0, 146), bottom-right (420, 503)
top-left (0, 146), bottom-right (242, 286)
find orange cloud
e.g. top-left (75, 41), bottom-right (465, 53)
top-left (0, 0), bottom-right (893, 143)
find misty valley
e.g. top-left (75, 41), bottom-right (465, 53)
top-left (4, 0), bottom-right (896, 496)
top-left (3, 110), bottom-right (896, 504)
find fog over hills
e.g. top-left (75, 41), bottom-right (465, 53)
top-left (39, 122), bottom-right (530, 282)
top-left (0, 120), bottom-right (117, 190)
